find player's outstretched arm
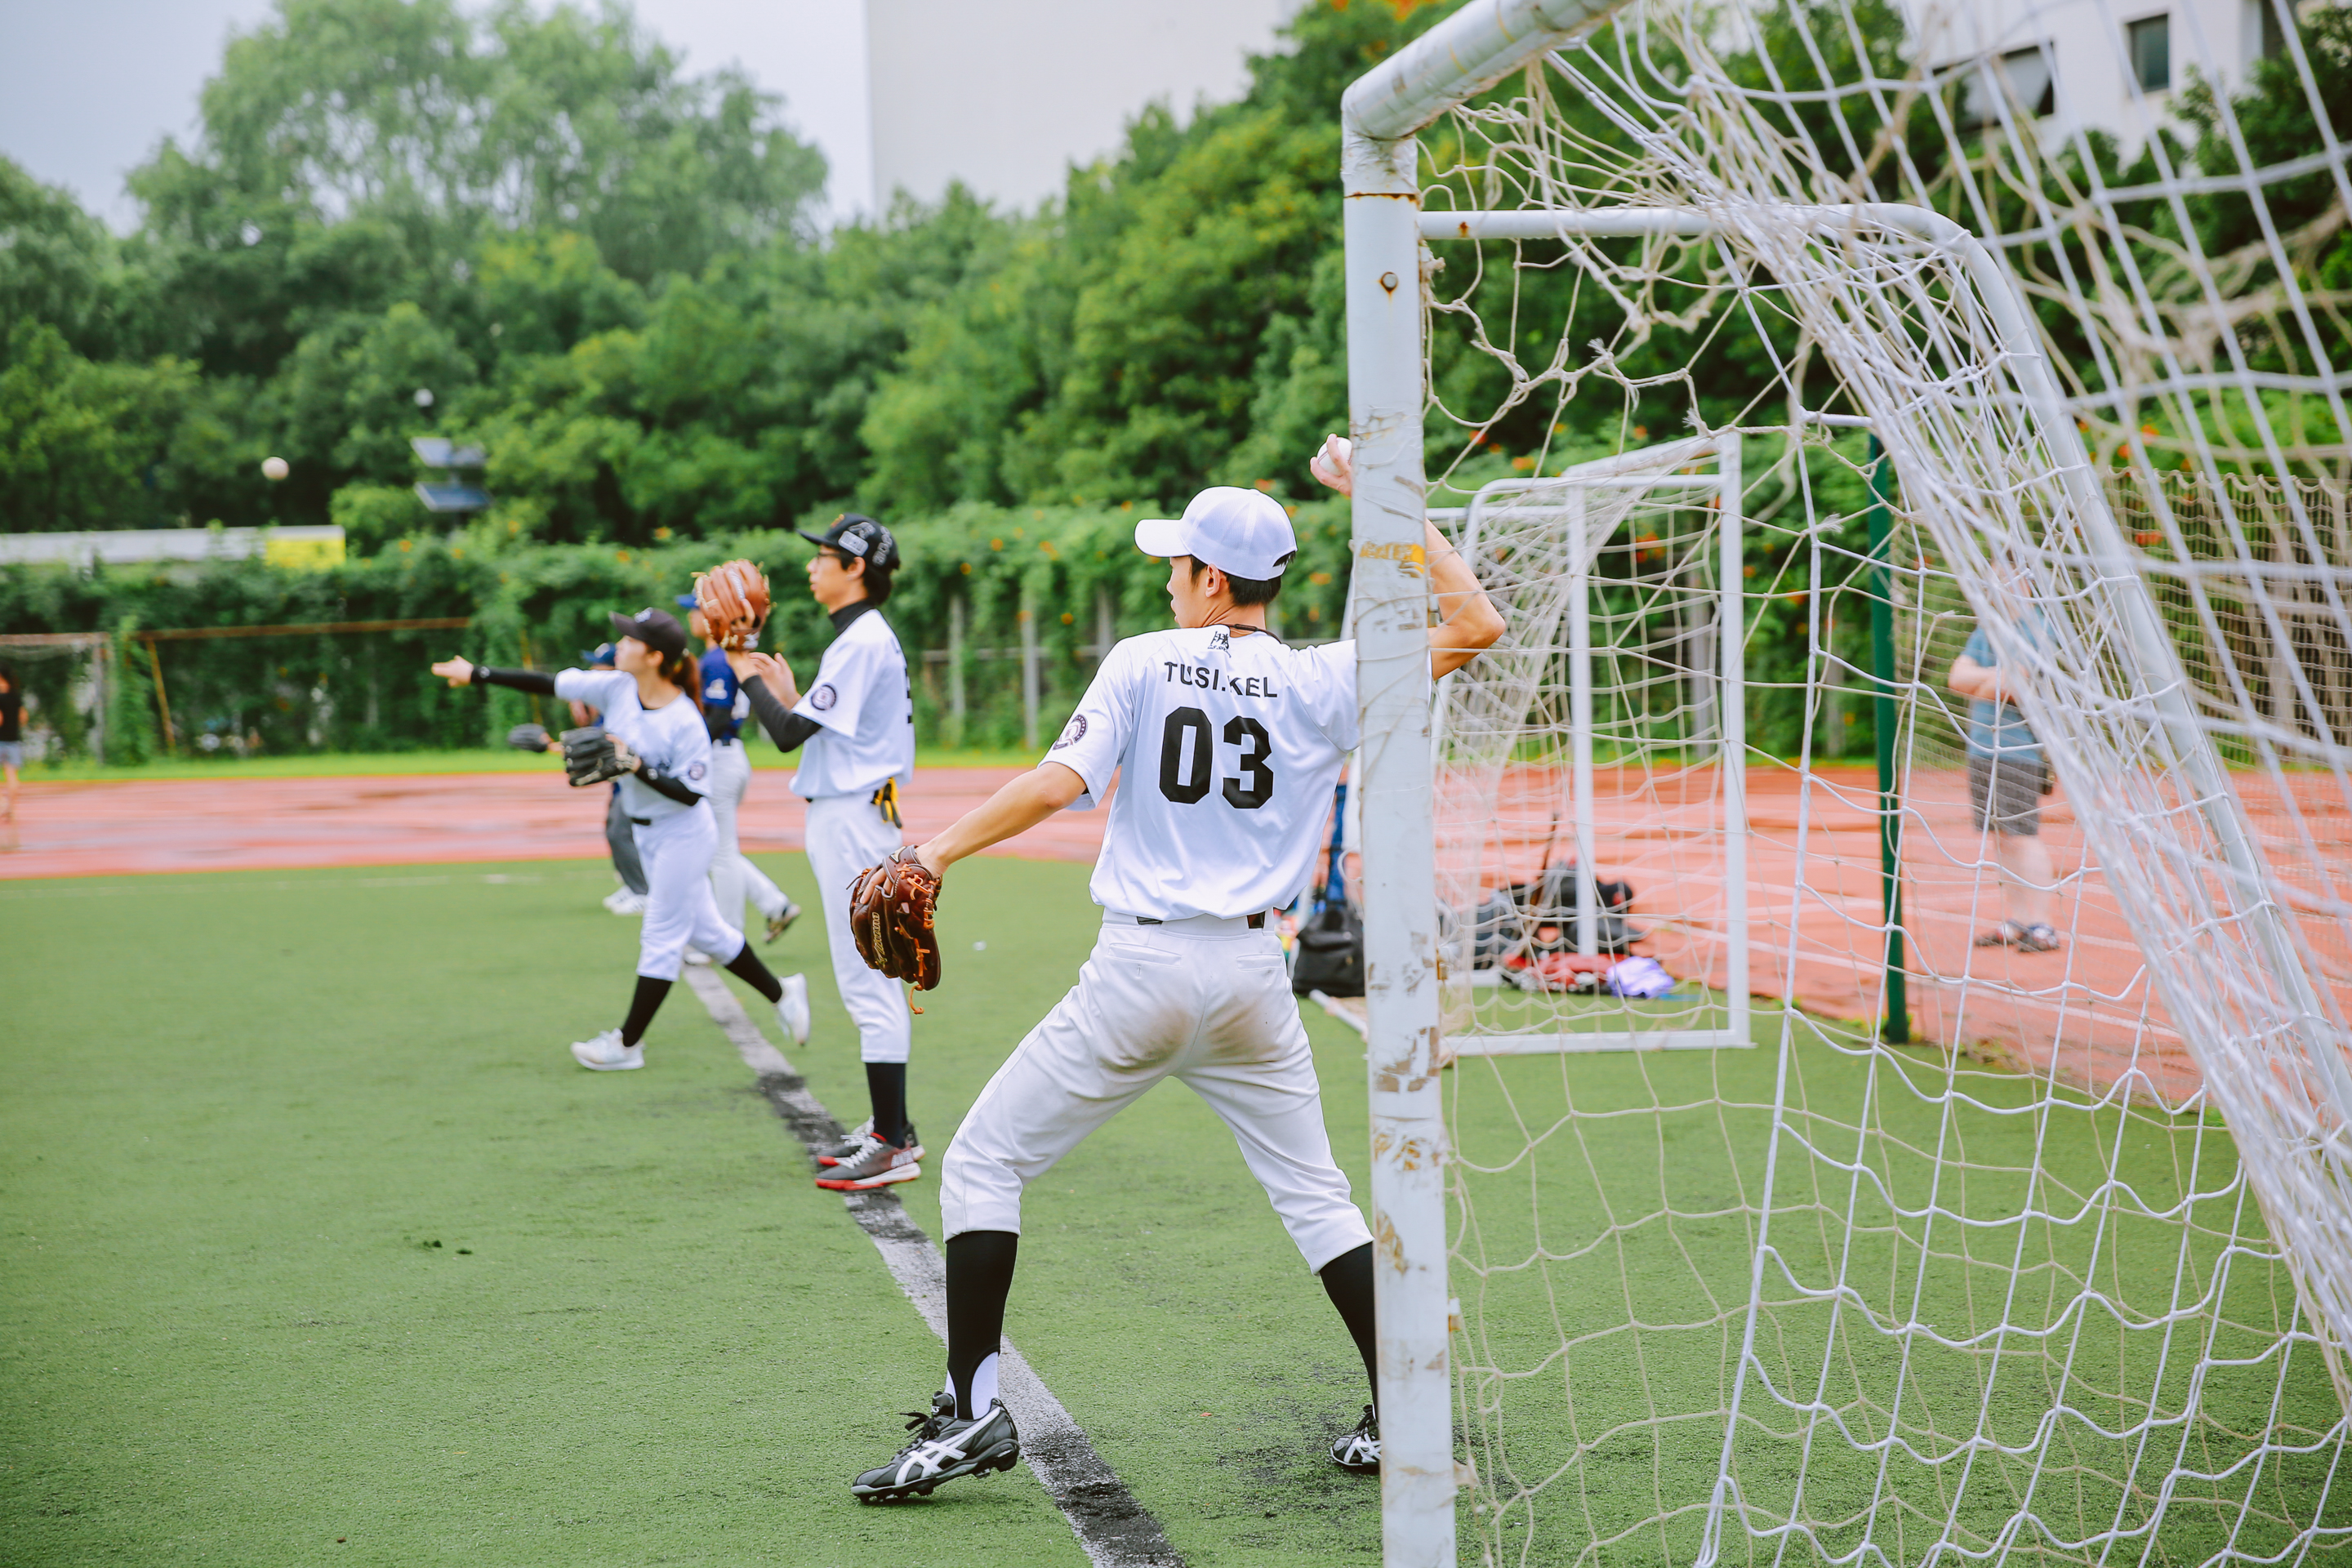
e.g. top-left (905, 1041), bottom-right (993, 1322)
top-left (1428, 522), bottom-right (1504, 677)
top-left (1309, 435), bottom-right (1503, 677)
top-left (913, 763), bottom-right (1088, 876)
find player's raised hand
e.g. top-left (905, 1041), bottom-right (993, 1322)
top-left (1310, 434), bottom-right (1354, 497)
top-left (430, 656), bottom-right (475, 687)
top-left (733, 649), bottom-right (800, 706)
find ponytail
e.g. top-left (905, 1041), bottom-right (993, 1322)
top-left (657, 647), bottom-right (697, 691)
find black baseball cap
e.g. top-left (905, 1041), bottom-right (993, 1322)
top-left (797, 513), bottom-right (899, 572)
top-left (608, 606), bottom-right (688, 657)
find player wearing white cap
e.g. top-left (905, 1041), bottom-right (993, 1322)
top-left (430, 606), bottom-right (811, 1071)
top-left (845, 439), bottom-right (1503, 1503)
top-left (732, 515), bottom-right (922, 1193)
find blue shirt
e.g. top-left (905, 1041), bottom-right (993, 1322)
top-left (1961, 615), bottom-right (2043, 761)
top-left (699, 648), bottom-right (744, 743)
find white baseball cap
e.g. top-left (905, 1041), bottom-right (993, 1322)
top-left (1134, 488), bottom-right (1298, 581)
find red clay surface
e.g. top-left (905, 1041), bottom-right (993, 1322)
top-left (1446, 763), bottom-right (2352, 1109)
top-left (14, 761), bottom-right (2347, 1107)
top-left (0, 768), bottom-right (1105, 880)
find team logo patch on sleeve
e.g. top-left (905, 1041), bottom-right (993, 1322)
top-left (688, 761), bottom-right (707, 782)
top-left (810, 684), bottom-right (837, 711)
top-left (1052, 714), bottom-right (1087, 750)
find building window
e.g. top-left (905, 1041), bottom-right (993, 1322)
top-left (2128, 13), bottom-right (2172, 91)
top-left (1959, 44), bottom-right (2056, 127)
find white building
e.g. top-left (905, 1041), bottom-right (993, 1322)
top-left (864, 0), bottom-right (1298, 212)
top-left (1911, 0), bottom-right (2295, 148)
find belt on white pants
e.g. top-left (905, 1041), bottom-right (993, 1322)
top-left (1104, 910), bottom-right (1268, 934)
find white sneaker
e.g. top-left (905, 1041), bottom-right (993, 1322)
top-left (684, 947), bottom-right (714, 967)
top-left (570, 1027), bottom-right (644, 1071)
top-left (777, 973), bottom-right (811, 1046)
top-left (603, 889), bottom-right (648, 916)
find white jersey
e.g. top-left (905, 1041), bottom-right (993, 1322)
top-left (791, 604), bottom-right (915, 800)
top-left (553, 669), bottom-right (713, 825)
top-left (1048, 626), bottom-right (1358, 920)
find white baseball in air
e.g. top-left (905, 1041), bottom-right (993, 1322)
top-left (261, 456), bottom-right (290, 481)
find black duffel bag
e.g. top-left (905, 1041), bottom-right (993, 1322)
top-left (1292, 781), bottom-right (1365, 997)
top-left (1292, 898), bottom-right (1365, 997)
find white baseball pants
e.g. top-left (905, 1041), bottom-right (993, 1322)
top-left (941, 912), bottom-right (1374, 1273)
top-left (632, 805), bottom-right (741, 982)
top-left (803, 791), bottom-right (912, 1065)
top-left (705, 738), bottom-right (790, 937)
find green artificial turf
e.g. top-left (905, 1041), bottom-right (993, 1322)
top-left (1, 854), bottom-right (1388, 1566)
top-left (7, 857), bottom-right (2344, 1567)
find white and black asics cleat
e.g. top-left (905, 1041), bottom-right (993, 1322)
top-left (1330, 1405), bottom-right (1380, 1473)
top-left (764, 901), bottom-right (801, 943)
top-left (851, 1393), bottom-right (1021, 1503)
top-left (817, 1117), bottom-right (875, 1166)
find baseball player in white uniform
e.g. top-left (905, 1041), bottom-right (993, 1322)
top-left (681, 596), bottom-right (802, 956)
top-left (431, 606), bottom-right (812, 1071)
top-left (847, 450), bottom-right (1503, 1503)
top-left (732, 515), bottom-right (920, 1193)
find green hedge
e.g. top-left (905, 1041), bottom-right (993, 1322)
top-left (0, 500), bottom-right (1358, 761)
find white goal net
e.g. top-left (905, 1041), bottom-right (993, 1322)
top-left (1346, 0), bottom-right (2352, 1563)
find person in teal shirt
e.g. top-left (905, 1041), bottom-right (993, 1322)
top-left (1949, 611), bottom-right (2061, 952)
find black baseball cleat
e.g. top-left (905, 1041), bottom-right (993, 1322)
top-left (851, 1392), bottom-right (1022, 1503)
top-left (1330, 1404), bottom-right (1381, 1473)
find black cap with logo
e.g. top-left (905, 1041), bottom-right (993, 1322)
top-left (606, 605), bottom-right (689, 658)
top-left (796, 513), bottom-right (900, 572)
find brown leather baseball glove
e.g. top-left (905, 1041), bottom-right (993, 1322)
top-left (848, 847), bottom-right (943, 997)
top-left (695, 559), bottom-right (772, 651)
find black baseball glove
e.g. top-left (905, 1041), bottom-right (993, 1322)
top-left (560, 726), bottom-right (635, 786)
top-left (506, 721), bottom-right (552, 753)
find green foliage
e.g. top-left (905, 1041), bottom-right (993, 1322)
top-left (0, 502), bottom-right (1358, 760)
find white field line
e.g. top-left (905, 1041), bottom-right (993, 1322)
top-left (682, 966), bottom-right (1181, 1568)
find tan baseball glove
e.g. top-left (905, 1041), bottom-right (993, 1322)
top-left (848, 848), bottom-right (943, 1000)
top-left (695, 559), bottom-right (772, 651)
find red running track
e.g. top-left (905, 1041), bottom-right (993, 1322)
top-left (0, 768), bottom-right (1107, 880)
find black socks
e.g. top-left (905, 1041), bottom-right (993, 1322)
top-left (621, 948), bottom-right (778, 1049)
top-left (866, 1061), bottom-right (910, 1147)
top-left (723, 942), bottom-right (784, 1005)
top-left (618, 974), bottom-right (671, 1047)
top-left (1320, 1241), bottom-right (1379, 1410)
top-left (945, 1230), bottom-right (1018, 1420)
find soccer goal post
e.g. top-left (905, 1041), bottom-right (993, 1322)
top-left (1342, 3), bottom-right (2352, 1566)
top-left (1432, 437), bottom-right (1753, 1058)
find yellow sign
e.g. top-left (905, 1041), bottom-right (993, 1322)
top-left (1357, 541), bottom-right (1427, 572)
top-left (262, 534), bottom-right (347, 570)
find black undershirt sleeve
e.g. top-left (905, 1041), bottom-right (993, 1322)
top-left (742, 675), bottom-right (822, 753)
top-left (702, 700), bottom-right (732, 742)
top-left (635, 768), bottom-right (703, 807)
top-left (473, 666), bottom-right (559, 696)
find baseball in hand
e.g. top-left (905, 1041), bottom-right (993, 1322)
top-left (1311, 434), bottom-right (1354, 497)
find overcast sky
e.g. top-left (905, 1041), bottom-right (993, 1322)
top-left (0, 0), bottom-right (874, 232)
